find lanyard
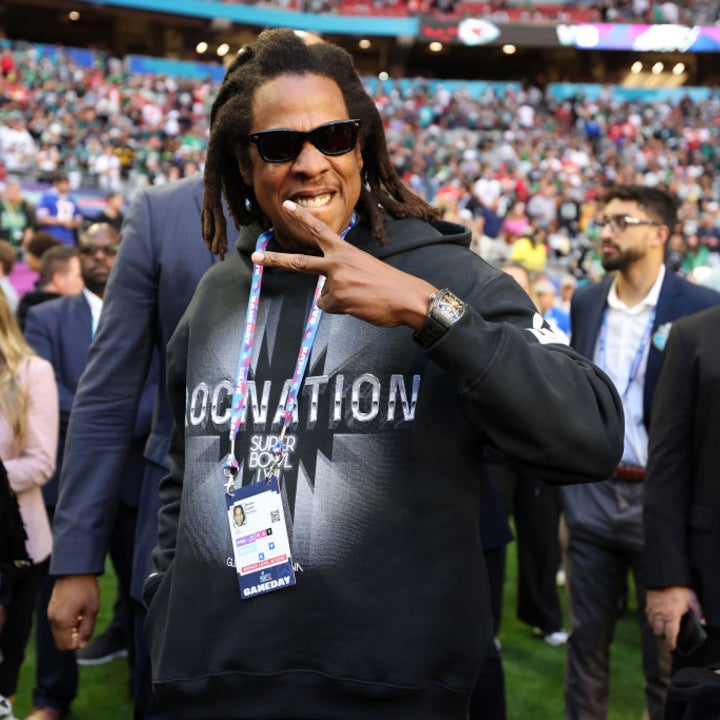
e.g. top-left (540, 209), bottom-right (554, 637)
top-left (597, 305), bottom-right (656, 403)
top-left (224, 213), bottom-right (357, 489)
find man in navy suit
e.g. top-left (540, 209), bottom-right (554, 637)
top-left (45, 175), bottom-right (255, 719)
top-left (562, 185), bottom-right (720, 720)
top-left (24, 223), bottom-right (155, 720)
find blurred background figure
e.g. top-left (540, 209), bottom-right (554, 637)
top-left (0, 242), bottom-right (19, 315)
top-left (556, 274), bottom-right (578, 315)
top-left (496, 263), bottom-right (569, 648)
top-left (534, 278), bottom-right (571, 336)
top-left (0, 292), bottom-right (59, 720)
top-left (644, 305), bottom-right (720, 672)
top-left (23, 223), bottom-right (149, 720)
top-left (16, 245), bottom-right (83, 331)
top-left (34, 173), bottom-right (83, 247)
top-left (92, 191), bottom-right (125, 233)
top-left (0, 177), bottom-right (35, 255)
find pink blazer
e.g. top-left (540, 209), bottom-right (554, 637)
top-left (0, 355), bottom-right (59, 563)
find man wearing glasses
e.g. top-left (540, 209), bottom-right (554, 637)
top-left (23, 223), bottom-right (156, 720)
top-left (562, 185), bottom-right (720, 720)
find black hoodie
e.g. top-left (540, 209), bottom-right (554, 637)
top-left (144, 216), bottom-right (623, 719)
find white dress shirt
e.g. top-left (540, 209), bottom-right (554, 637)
top-left (593, 265), bottom-right (665, 467)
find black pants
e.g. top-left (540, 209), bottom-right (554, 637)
top-left (514, 478), bottom-right (563, 633)
top-left (0, 559), bottom-right (47, 697)
top-left (32, 503), bottom-right (136, 711)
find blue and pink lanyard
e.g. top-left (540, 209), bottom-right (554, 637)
top-left (597, 305), bottom-right (656, 403)
top-left (224, 213), bottom-right (357, 485)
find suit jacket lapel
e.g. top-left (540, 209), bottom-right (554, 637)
top-left (644, 270), bottom-right (678, 424)
top-left (71, 292), bottom-right (94, 350)
top-left (575, 277), bottom-right (612, 360)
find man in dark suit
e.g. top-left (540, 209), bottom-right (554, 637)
top-left (644, 304), bottom-right (720, 670)
top-left (45, 175), bottom-right (254, 719)
top-left (562, 185), bottom-right (720, 720)
top-left (24, 223), bottom-right (155, 720)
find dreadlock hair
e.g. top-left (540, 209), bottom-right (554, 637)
top-left (203, 28), bottom-right (439, 257)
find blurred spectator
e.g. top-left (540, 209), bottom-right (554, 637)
top-left (696, 213), bottom-right (720, 258)
top-left (498, 263), bottom-right (568, 649)
top-left (0, 292), bottom-right (58, 720)
top-left (35, 172), bottom-right (83, 246)
top-left (501, 200), bottom-right (530, 242)
top-left (556, 273), bottom-right (578, 314)
top-left (470, 212), bottom-right (507, 266)
top-left (93, 191), bottom-right (125, 233)
top-left (92, 145), bottom-right (122, 193)
top-left (35, 140), bottom-right (62, 185)
top-left (23, 223), bottom-right (145, 720)
top-left (0, 177), bottom-right (35, 252)
top-left (682, 234), bottom-right (710, 276)
top-left (527, 179), bottom-right (558, 232)
top-left (510, 223), bottom-right (548, 274)
top-left (534, 278), bottom-right (571, 335)
top-left (23, 233), bottom-right (62, 275)
top-left (474, 163), bottom-right (504, 216)
top-left (0, 110), bottom-right (36, 177)
top-left (666, 231), bottom-right (688, 274)
top-left (556, 187), bottom-right (582, 239)
top-left (0, 241), bottom-right (19, 313)
top-left (16, 245), bottom-right (84, 331)
top-left (0, 48), bottom-right (16, 78)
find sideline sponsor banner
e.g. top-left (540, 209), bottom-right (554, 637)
top-left (420, 17), bottom-right (720, 52)
top-left (559, 23), bottom-right (720, 52)
top-left (419, 17), bottom-right (560, 47)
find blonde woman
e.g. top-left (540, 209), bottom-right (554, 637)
top-left (0, 291), bottom-right (58, 715)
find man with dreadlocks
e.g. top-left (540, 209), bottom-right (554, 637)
top-left (142, 28), bottom-right (623, 719)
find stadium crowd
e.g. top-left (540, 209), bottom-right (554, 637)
top-left (2, 39), bottom-right (720, 291)
top-left (215, 0), bottom-right (720, 25)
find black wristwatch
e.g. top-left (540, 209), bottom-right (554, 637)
top-left (413, 289), bottom-right (467, 348)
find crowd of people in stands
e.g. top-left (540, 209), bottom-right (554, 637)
top-left (222, 0), bottom-right (720, 24)
top-left (2, 39), bottom-right (720, 294)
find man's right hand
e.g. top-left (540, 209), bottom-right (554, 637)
top-left (48, 574), bottom-right (100, 651)
top-left (646, 586), bottom-right (703, 651)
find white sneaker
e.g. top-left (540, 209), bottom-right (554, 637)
top-left (0, 695), bottom-right (18, 720)
top-left (543, 629), bottom-right (569, 647)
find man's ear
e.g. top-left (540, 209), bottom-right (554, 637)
top-left (239, 161), bottom-right (252, 186)
top-left (655, 223), bottom-right (671, 248)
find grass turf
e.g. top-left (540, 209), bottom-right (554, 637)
top-left (11, 546), bottom-right (646, 719)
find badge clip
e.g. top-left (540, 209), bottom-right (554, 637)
top-left (224, 442), bottom-right (239, 495)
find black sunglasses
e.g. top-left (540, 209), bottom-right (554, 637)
top-left (248, 119), bottom-right (361, 163)
top-left (79, 244), bottom-right (119, 256)
top-left (595, 214), bottom-right (662, 233)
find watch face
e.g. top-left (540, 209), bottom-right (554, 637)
top-left (429, 290), bottom-right (466, 329)
top-left (436, 291), bottom-right (466, 324)
top-left (414, 289), bottom-right (466, 347)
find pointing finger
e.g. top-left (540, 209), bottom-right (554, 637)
top-left (251, 249), bottom-right (325, 276)
top-left (281, 199), bottom-right (345, 250)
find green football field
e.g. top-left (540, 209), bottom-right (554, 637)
top-left (12, 541), bottom-right (646, 719)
